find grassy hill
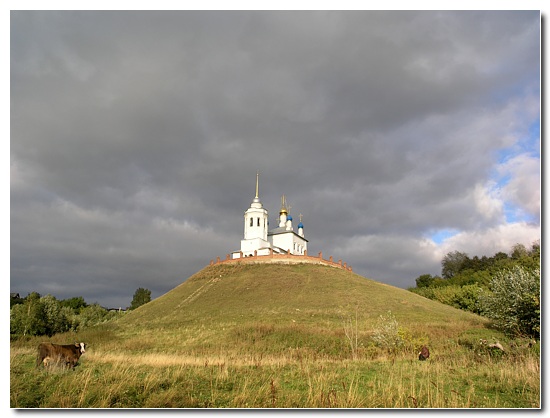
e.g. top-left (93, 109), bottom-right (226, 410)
top-left (112, 262), bottom-right (488, 357)
top-left (11, 262), bottom-right (540, 408)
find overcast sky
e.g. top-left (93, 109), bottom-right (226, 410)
top-left (10, 10), bottom-right (540, 308)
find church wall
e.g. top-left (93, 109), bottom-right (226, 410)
top-left (271, 232), bottom-right (307, 255)
top-left (240, 237), bottom-right (270, 257)
top-left (215, 251), bottom-right (352, 272)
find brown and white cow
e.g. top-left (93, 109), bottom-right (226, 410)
top-left (36, 342), bottom-right (87, 369)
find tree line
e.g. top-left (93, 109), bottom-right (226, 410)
top-left (409, 242), bottom-right (540, 339)
top-left (10, 287), bottom-right (151, 338)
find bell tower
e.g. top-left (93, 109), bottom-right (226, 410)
top-left (241, 172), bottom-right (270, 255)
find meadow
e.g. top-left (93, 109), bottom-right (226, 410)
top-left (10, 263), bottom-right (541, 408)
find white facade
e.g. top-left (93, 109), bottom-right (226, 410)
top-left (233, 174), bottom-right (308, 259)
top-left (269, 227), bottom-right (307, 255)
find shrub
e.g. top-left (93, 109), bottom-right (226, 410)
top-left (410, 284), bottom-right (484, 314)
top-left (371, 311), bottom-right (404, 354)
top-left (78, 304), bottom-right (112, 329)
top-left (10, 293), bottom-right (47, 336)
top-left (41, 294), bottom-right (73, 336)
top-left (10, 294), bottom-right (120, 337)
top-left (480, 266), bottom-right (540, 339)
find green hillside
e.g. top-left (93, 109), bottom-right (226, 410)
top-left (111, 262), bottom-right (488, 358)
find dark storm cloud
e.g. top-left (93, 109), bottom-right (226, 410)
top-left (11, 11), bottom-right (540, 307)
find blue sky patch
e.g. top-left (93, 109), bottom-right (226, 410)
top-left (430, 228), bottom-right (460, 245)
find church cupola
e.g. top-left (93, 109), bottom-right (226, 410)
top-left (298, 213), bottom-right (305, 237)
top-left (279, 195), bottom-right (288, 227)
top-left (286, 213), bottom-right (293, 231)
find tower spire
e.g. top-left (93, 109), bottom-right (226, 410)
top-left (255, 170), bottom-right (259, 199)
top-left (280, 194), bottom-right (288, 214)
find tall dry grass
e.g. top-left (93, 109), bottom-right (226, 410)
top-left (11, 341), bottom-right (539, 408)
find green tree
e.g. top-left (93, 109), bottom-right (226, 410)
top-left (480, 266), bottom-right (540, 338)
top-left (441, 251), bottom-right (470, 279)
top-left (60, 296), bottom-right (87, 313)
top-left (415, 274), bottom-right (436, 288)
top-left (10, 294), bottom-right (24, 309)
top-left (78, 304), bottom-right (109, 328)
top-left (10, 304), bottom-right (27, 336)
top-left (529, 240), bottom-right (540, 257)
top-left (510, 243), bottom-right (528, 260)
top-left (10, 292), bottom-right (46, 336)
top-left (130, 287), bottom-right (152, 310)
top-left (41, 294), bottom-right (71, 336)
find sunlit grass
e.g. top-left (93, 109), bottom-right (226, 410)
top-left (11, 263), bottom-right (540, 408)
top-left (11, 338), bottom-right (540, 408)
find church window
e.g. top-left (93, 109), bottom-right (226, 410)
top-left (257, 217), bottom-right (260, 226)
top-left (250, 217), bottom-right (253, 227)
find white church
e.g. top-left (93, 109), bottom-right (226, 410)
top-left (231, 173), bottom-right (308, 259)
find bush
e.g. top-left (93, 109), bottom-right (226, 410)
top-left (10, 294), bottom-right (119, 337)
top-left (370, 311), bottom-right (429, 357)
top-left (41, 294), bottom-right (74, 336)
top-left (410, 284), bottom-right (484, 314)
top-left (480, 266), bottom-right (540, 339)
top-left (371, 311), bottom-right (404, 354)
top-left (78, 304), bottom-right (112, 329)
top-left (10, 293), bottom-right (47, 336)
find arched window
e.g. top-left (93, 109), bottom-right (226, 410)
top-left (257, 217), bottom-right (260, 226)
top-left (250, 217), bottom-right (253, 227)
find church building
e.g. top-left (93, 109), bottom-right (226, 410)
top-left (232, 173), bottom-right (308, 259)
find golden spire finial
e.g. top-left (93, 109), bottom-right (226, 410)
top-left (280, 194), bottom-right (288, 214)
top-left (299, 213), bottom-right (303, 222)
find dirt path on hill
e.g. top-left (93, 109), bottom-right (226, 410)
top-left (176, 276), bottom-right (221, 308)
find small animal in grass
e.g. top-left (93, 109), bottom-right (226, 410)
top-left (418, 345), bottom-right (430, 361)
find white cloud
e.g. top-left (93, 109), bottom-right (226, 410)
top-left (329, 234), bottom-right (442, 286)
top-left (471, 182), bottom-right (505, 224)
top-left (498, 153), bottom-right (540, 220)
top-left (332, 220), bottom-right (539, 288)
top-left (438, 222), bottom-right (540, 258)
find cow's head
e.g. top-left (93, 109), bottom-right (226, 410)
top-left (75, 342), bottom-right (86, 354)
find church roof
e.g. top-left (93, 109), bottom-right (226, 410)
top-left (268, 226), bottom-right (290, 234)
top-left (268, 227), bottom-right (309, 242)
